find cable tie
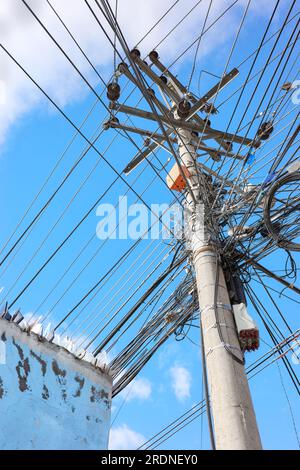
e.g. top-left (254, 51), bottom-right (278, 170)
top-left (204, 322), bottom-right (227, 334)
top-left (197, 283), bottom-right (225, 290)
top-left (206, 343), bottom-right (242, 357)
top-left (201, 302), bottom-right (232, 315)
top-left (193, 246), bottom-right (216, 257)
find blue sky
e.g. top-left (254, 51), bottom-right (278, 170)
top-left (0, 0), bottom-right (299, 450)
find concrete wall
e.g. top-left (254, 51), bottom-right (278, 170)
top-left (0, 318), bottom-right (112, 450)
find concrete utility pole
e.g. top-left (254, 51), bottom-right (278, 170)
top-left (105, 48), bottom-right (263, 450)
top-left (178, 126), bottom-right (262, 450)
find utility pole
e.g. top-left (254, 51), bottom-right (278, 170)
top-left (105, 48), bottom-right (263, 450)
top-left (178, 125), bottom-right (262, 450)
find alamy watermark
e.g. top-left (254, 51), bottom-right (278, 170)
top-left (96, 197), bottom-right (184, 240)
top-left (95, 196), bottom-right (205, 243)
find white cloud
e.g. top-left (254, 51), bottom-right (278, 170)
top-left (109, 424), bottom-right (145, 450)
top-left (122, 377), bottom-right (152, 402)
top-left (0, 0), bottom-right (277, 145)
top-left (170, 364), bottom-right (191, 402)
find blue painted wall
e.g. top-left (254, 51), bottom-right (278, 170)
top-left (0, 318), bottom-right (112, 449)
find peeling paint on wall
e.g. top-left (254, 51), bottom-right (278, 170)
top-left (0, 377), bottom-right (5, 399)
top-left (42, 384), bottom-right (49, 400)
top-left (0, 318), bottom-right (112, 450)
top-left (52, 359), bottom-right (67, 378)
top-left (74, 375), bottom-right (85, 397)
top-left (30, 350), bottom-right (47, 376)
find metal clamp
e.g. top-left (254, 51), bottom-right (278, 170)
top-left (206, 343), bottom-right (242, 358)
top-left (204, 322), bottom-right (227, 334)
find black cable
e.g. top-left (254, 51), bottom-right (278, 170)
top-left (91, 254), bottom-right (188, 355)
top-left (214, 255), bottom-right (245, 364)
top-left (212, 0), bottom-right (297, 217)
top-left (0, 0), bottom-right (186, 266)
top-left (46, 0), bottom-right (106, 85)
top-left (253, 268), bottom-right (294, 334)
top-left (246, 284), bottom-right (300, 394)
top-left (187, 0), bottom-right (212, 91)
top-left (21, 0), bottom-right (109, 99)
top-left (7, 176), bottom-right (118, 309)
top-left (276, 359), bottom-right (300, 448)
top-left (0, 43), bottom-right (179, 306)
top-left (263, 171), bottom-right (300, 251)
top-left (139, 329), bottom-right (299, 449)
top-left (0, 126), bottom-right (105, 268)
top-left (90, 0), bottom-right (201, 205)
top-left (137, 401), bottom-right (205, 450)
top-left (45, 0), bottom-right (186, 211)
